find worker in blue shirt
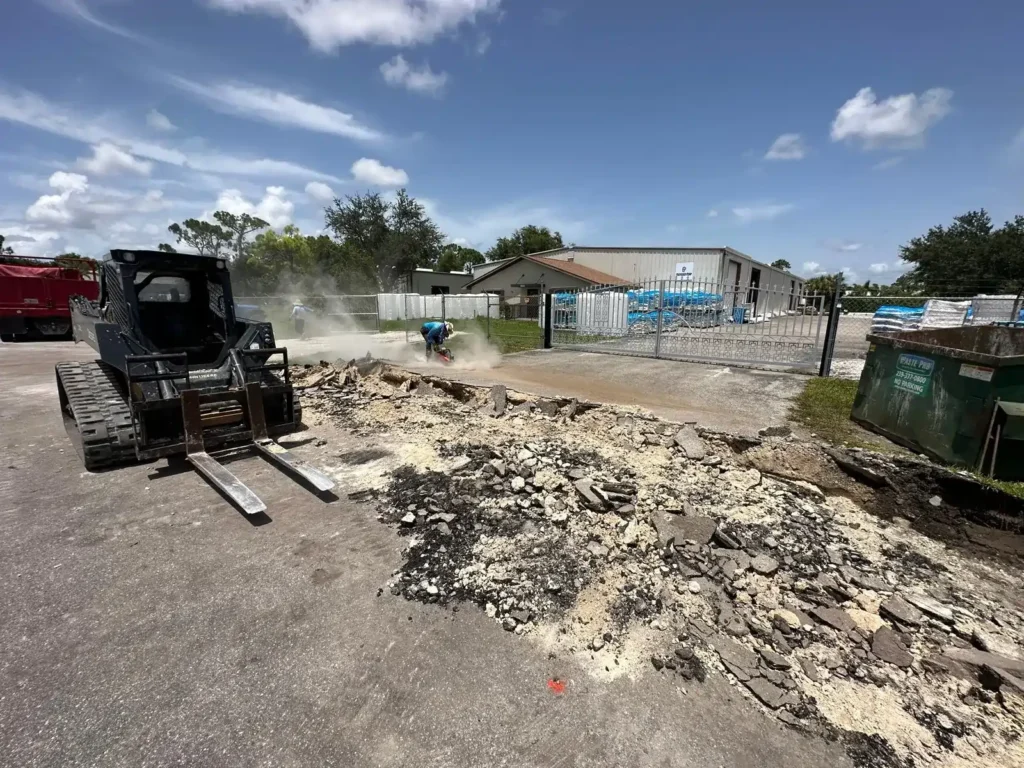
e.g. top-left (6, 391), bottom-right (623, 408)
top-left (420, 321), bottom-right (454, 358)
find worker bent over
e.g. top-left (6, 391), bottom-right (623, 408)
top-left (420, 321), bottom-right (454, 359)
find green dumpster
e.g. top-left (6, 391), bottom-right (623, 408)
top-left (851, 326), bottom-right (1024, 480)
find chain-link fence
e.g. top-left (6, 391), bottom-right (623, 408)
top-left (828, 293), bottom-right (1024, 379)
top-left (549, 278), bottom-right (827, 371)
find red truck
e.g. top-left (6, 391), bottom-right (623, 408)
top-left (0, 256), bottom-right (99, 341)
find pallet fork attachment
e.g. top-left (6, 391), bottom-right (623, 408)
top-left (180, 384), bottom-right (336, 516)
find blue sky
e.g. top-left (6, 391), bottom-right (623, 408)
top-left (2, 0), bottom-right (1023, 282)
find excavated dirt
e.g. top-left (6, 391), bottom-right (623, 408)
top-left (297, 357), bottom-right (1024, 768)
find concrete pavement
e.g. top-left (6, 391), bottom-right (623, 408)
top-left (0, 341), bottom-right (849, 767)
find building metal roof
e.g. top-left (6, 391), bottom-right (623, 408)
top-left (514, 245), bottom-right (805, 281)
top-left (463, 254), bottom-right (628, 289)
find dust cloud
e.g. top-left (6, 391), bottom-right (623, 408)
top-left (267, 269), bottom-right (502, 370)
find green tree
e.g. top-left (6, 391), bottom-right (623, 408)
top-left (324, 189), bottom-right (444, 290)
top-left (771, 259), bottom-right (792, 270)
top-left (156, 243), bottom-right (177, 253)
top-left (436, 243), bottom-right (485, 273)
top-left (486, 225), bottom-right (564, 261)
top-left (899, 209), bottom-right (1024, 295)
top-left (213, 211), bottom-right (269, 261)
top-left (167, 218), bottom-right (232, 257)
top-left (0, 234), bottom-right (13, 255)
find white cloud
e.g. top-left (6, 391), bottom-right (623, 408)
top-left (215, 186), bottom-right (294, 228)
top-left (41, 0), bottom-right (145, 42)
top-left (0, 225), bottom-right (62, 256)
top-left (351, 158), bottom-right (408, 187)
top-left (168, 77), bottom-right (384, 141)
top-left (305, 181), bottom-right (336, 203)
top-left (802, 261), bottom-right (821, 274)
top-left (841, 266), bottom-right (858, 283)
top-left (873, 157), bottom-right (904, 171)
top-left (24, 171), bottom-right (174, 231)
top-left (706, 209), bottom-right (719, 218)
top-left (0, 86), bottom-right (342, 182)
top-left (146, 109), bottom-right (176, 131)
top-left (78, 143), bottom-right (153, 176)
top-left (764, 133), bottom-right (807, 161)
top-left (829, 240), bottom-right (863, 252)
top-left (205, 0), bottom-right (501, 51)
top-left (831, 87), bottom-right (952, 149)
top-left (731, 203), bottom-right (794, 222)
top-left (475, 34), bottom-right (491, 55)
top-left (380, 55), bottom-right (448, 96)
top-left (868, 262), bottom-right (890, 274)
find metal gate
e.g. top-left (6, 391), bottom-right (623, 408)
top-left (550, 278), bottom-right (828, 371)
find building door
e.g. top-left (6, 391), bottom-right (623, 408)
top-left (747, 268), bottom-right (761, 317)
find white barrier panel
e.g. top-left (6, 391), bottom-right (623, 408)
top-left (375, 293), bottom-right (499, 321)
top-left (578, 291), bottom-right (628, 336)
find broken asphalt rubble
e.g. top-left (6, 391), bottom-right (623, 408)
top-left (295, 358), bottom-right (1024, 768)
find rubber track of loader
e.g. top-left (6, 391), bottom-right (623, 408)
top-left (56, 361), bottom-right (137, 470)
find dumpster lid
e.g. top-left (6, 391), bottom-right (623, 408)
top-left (997, 401), bottom-right (1024, 419)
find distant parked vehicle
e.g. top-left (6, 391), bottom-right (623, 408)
top-left (0, 255), bottom-right (99, 341)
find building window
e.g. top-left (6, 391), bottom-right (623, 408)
top-left (431, 285), bottom-right (450, 295)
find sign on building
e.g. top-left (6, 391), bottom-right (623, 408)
top-left (674, 262), bottom-right (695, 280)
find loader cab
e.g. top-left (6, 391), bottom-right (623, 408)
top-left (104, 249), bottom-right (239, 366)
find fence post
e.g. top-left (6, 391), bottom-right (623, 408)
top-left (654, 280), bottom-right (665, 359)
top-left (487, 294), bottom-right (492, 340)
top-left (543, 293), bottom-right (553, 349)
top-left (818, 273), bottom-right (845, 377)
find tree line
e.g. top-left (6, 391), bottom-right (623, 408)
top-left (158, 189), bottom-right (566, 296)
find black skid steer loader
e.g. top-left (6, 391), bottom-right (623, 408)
top-left (56, 249), bottom-right (334, 515)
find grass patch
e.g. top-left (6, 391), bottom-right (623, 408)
top-left (789, 377), bottom-right (895, 451)
top-left (972, 474), bottom-right (1024, 501)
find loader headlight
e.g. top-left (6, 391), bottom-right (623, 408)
top-left (216, 260), bottom-right (226, 270)
top-left (123, 252), bottom-right (135, 262)
top-left (250, 341), bottom-right (260, 349)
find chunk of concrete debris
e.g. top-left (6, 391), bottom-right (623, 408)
top-left (488, 384), bottom-right (507, 416)
top-left (587, 542), bottom-right (609, 558)
top-left (972, 628), bottom-right (1022, 659)
top-left (743, 677), bottom-right (787, 709)
top-left (574, 479), bottom-right (606, 510)
top-left (800, 658), bottom-right (820, 682)
top-left (759, 647), bottom-right (792, 670)
top-left (489, 460), bottom-right (508, 478)
top-left (511, 401), bottom-right (534, 414)
top-left (758, 425), bottom-right (792, 438)
top-left (536, 400), bottom-right (560, 417)
top-left (652, 513), bottom-right (718, 548)
top-left (810, 607), bottom-right (857, 634)
top-left (511, 476), bottom-right (526, 492)
top-left (673, 425), bottom-right (706, 460)
top-left (929, 495), bottom-right (942, 507)
top-left (400, 512), bottom-right (417, 526)
top-left (722, 468), bottom-right (761, 492)
top-left (872, 627), bottom-right (914, 668)
top-left (750, 554), bottom-right (779, 576)
top-left (711, 635), bottom-right (760, 679)
top-left (853, 573), bottom-right (889, 592)
top-left (879, 596), bottom-right (925, 627)
top-left (847, 609), bottom-right (886, 635)
top-left (688, 580), bottom-right (702, 594)
top-left (942, 647), bottom-right (1024, 677)
top-left (771, 610), bottom-right (802, 632)
top-left (903, 593), bottom-right (954, 623)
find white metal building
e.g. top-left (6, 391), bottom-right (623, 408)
top-left (530, 245), bottom-right (805, 318)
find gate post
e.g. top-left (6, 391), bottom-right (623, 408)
top-left (818, 273), bottom-right (844, 377)
top-left (543, 293), bottom-right (553, 349)
top-left (654, 281), bottom-right (666, 359)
